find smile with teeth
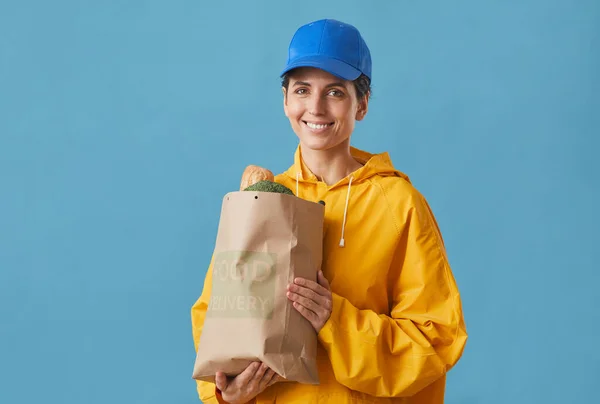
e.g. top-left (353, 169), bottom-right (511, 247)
top-left (304, 121), bottom-right (333, 130)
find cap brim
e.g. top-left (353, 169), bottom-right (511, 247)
top-left (280, 55), bottom-right (362, 81)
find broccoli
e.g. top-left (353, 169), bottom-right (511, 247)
top-left (243, 180), bottom-right (295, 196)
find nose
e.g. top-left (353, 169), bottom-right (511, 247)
top-left (307, 94), bottom-right (326, 116)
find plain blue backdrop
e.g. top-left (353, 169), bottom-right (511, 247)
top-left (1, 1), bottom-right (598, 403)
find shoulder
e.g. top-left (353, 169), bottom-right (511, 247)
top-left (371, 174), bottom-right (439, 234)
top-left (274, 172), bottom-right (295, 190)
top-left (274, 172), bottom-right (290, 183)
top-left (372, 174), bottom-right (426, 209)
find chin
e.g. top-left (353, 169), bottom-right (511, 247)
top-left (297, 136), bottom-right (342, 152)
top-left (292, 123), bottom-right (349, 151)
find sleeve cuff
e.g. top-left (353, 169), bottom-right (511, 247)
top-left (215, 388), bottom-right (228, 404)
top-left (317, 293), bottom-right (343, 345)
top-left (214, 387), bottom-right (257, 404)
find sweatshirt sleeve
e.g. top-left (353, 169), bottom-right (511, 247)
top-left (317, 192), bottom-right (468, 398)
top-left (191, 259), bottom-right (259, 404)
top-left (191, 257), bottom-right (221, 403)
top-left (191, 259), bottom-right (257, 404)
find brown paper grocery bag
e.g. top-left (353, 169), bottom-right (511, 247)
top-left (192, 190), bottom-right (324, 385)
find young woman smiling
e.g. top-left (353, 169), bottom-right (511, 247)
top-left (192, 19), bottom-right (468, 404)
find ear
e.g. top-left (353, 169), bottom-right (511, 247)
top-left (355, 92), bottom-right (369, 121)
top-left (282, 87), bottom-right (289, 117)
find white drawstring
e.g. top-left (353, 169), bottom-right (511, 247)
top-left (296, 171), bottom-right (352, 248)
top-left (339, 176), bottom-right (353, 247)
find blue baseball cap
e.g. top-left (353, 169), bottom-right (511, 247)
top-left (280, 19), bottom-right (372, 81)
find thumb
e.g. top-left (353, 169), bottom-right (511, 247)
top-left (215, 372), bottom-right (229, 392)
top-left (317, 270), bottom-right (330, 290)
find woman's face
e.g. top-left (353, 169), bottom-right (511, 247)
top-left (283, 67), bottom-right (368, 152)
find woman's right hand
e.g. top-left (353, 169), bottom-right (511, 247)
top-left (215, 362), bottom-right (279, 404)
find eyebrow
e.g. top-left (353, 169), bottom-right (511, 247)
top-left (292, 80), bottom-right (346, 88)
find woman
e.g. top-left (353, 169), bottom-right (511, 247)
top-left (191, 19), bottom-right (467, 404)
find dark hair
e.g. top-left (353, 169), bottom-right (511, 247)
top-left (281, 71), bottom-right (371, 100)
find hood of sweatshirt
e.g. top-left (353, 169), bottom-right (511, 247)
top-left (276, 144), bottom-right (411, 248)
top-left (281, 145), bottom-right (410, 190)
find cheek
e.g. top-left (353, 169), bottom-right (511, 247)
top-left (285, 100), bottom-right (304, 119)
top-left (333, 105), bottom-right (356, 127)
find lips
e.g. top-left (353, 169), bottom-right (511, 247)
top-left (303, 121), bottom-right (334, 132)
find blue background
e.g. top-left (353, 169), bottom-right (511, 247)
top-left (1, 1), bottom-right (598, 403)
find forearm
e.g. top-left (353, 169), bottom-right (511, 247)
top-left (318, 293), bottom-right (464, 397)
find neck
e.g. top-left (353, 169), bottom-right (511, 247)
top-left (299, 140), bottom-right (363, 185)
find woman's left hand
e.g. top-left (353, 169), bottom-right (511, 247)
top-left (287, 270), bottom-right (332, 332)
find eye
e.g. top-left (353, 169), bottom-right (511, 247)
top-left (294, 88), bottom-right (308, 95)
top-left (327, 89), bottom-right (344, 97)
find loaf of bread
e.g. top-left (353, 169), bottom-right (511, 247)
top-left (239, 165), bottom-right (275, 191)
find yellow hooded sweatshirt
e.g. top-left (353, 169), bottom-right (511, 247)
top-left (191, 146), bottom-right (467, 404)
